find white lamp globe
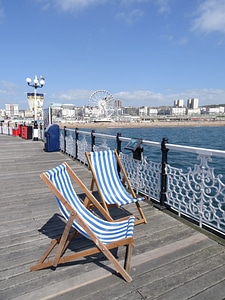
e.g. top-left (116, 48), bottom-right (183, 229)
top-left (39, 79), bottom-right (45, 86)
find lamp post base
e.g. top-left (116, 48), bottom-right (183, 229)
top-left (33, 121), bottom-right (38, 141)
top-left (33, 128), bottom-right (39, 141)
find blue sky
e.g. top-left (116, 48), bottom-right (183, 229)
top-left (0, 0), bottom-right (225, 110)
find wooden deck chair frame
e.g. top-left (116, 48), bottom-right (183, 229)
top-left (85, 150), bottom-right (147, 225)
top-left (31, 162), bottom-right (134, 282)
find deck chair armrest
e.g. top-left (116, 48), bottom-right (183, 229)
top-left (114, 216), bottom-right (134, 222)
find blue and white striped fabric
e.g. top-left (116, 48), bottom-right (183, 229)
top-left (47, 164), bottom-right (135, 245)
top-left (90, 150), bottom-right (144, 206)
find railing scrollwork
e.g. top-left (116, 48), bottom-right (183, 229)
top-left (166, 154), bottom-right (225, 232)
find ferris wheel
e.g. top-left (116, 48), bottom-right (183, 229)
top-left (88, 90), bottom-right (115, 118)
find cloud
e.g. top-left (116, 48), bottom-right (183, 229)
top-left (51, 89), bottom-right (94, 104)
top-left (0, 81), bottom-right (24, 109)
top-left (159, 88), bottom-right (225, 106)
top-left (37, 0), bottom-right (170, 15)
top-left (37, 0), bottom-right (108, 12)
top-left (117, 88), bottom-right (225, 107)
top-left (1, 85), bottom-right (225, 109)
top-left (178, 37), bottom-right (188, 45)
top-left (155, 0), bottom-right (170, 14)
top-left (0, 81), bottom-right (19, 96)
top-left (49, 88), bottom-right (225, 108)
top-left (192, 0), bottom-right (225, 34)
top-left (115, 90), bottom-right (163, 105)
top-left (0, 1), bottom-right (4, 23)
top-left (116, 9), bottom-right (144, 23)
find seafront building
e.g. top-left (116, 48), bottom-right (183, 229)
top-left (171, 107), bottom-right (186, 116)
top-left (174, 99), bottom-right (184, 107)
top-left (1, 97), bottom-right (225, 123)
top-left (5, 103), bottom-right (19, 118)
top-left (187, 98), bottom-right (199, 109)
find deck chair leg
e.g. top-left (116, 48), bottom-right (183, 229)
top-left (52, 212), bottom-right (76, 268)
top-left (31, 239), bottom-right (58, 270)
top-left (124, 243), bottom-right (134, 274)
top-left (100, 244), bottom-right (132, 283)
top-left (135, 202), bottom-right (147, 225)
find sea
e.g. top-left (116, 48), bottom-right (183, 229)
top-left (88, 125), bottom-right (225, 150)
top-left (79, 125), bottom-right (225, 178)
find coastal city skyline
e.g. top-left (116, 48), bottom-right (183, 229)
top-left (1, 1), bottom-right (225, 110)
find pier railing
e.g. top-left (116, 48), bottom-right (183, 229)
top-left (60, 127), bottom-right (225, 236)
top-left (1, 123), bottom-right (225, 236)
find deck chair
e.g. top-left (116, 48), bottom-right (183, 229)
top-left (31, 162), bottom-right (135, 282)
top-left (85, 150), bottom-right (147, 225)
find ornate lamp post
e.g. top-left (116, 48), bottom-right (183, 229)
top-left (26, 75), bottom-right (45, 140)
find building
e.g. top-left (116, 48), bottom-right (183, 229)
top-left (115, 99), bottom-right (122, 108)
top-left (149, 108), bottom-right (158, 116)
top-left (171, 107), bottom-right (186, 116)
top-left (139, 106), bottom-right (148, 116)
top-left (123, 106), bottom-right (139, 116)
top-left (5, 104), bottom-right (19, 118)
top-left (187, 108), bottom-right (201, 115)
top-left (174, 99), bottom-right (184, 108)
top-left (207, 107), bottom-right (225, 115)
top-left (187, 98), bottom-right (199, 109)
top-left (61, 104), bottom-right (76, 119)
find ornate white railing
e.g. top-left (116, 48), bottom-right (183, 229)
top-left (59, 128), bottom-right (225, 235)
top-left (120, 152), bottom-right (161, 200)
top-left (3, 124), bottom-right (224, 235)
top-left (165, 144), bottom-right (225, 233)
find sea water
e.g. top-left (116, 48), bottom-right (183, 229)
top-left (89, 125), bottom-right (225, 150)
top-left (78, 125), bottom-right (225, 178)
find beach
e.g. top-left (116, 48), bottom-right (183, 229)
top-left (60, 119), bottom-right (225, 129)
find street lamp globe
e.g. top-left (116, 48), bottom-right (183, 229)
top-left (26, 77), bottom-right (32, 84)
top-left (39, 79), bottom-right (45, 86)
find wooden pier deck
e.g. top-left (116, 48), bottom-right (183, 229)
top-left (0, 135), bottom-right (225, 300)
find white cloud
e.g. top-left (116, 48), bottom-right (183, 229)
top-left (116, 9), bottom-right (144, 23)
top-left (0, 81), bottom-right (23, 108)
top-left (119, 88), bottom-right (225, 107)
top-left (50, 88), bottom-right (225, 107)
top-left (192, 0), bottom-right (225, 34)
top-left (160, 88), bottom-right (225, 106)
top-left (0, 1), bottom-right (4, 23)
top-left (0, 81), bottom-right (19, 96)
top-left (113, 90), bottom-right (163, 107)
top-left (178, 37), bottom-right (188, 45)
top-left (37, 0), bottom-right (170, 15)
top-left (37, 0), bottom-right (108, 12)
top-left (51, 89), bottom-right (94, 103)
top-left (155, 0), bottom-right (170, 14)
top-left (1, 85), bottom-right (225, 109)
top-left (59, 0), bottom-right (107, 12)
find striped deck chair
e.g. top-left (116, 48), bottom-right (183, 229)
top-left (31, 162), bottom-right (135, 282)
top-left (85, 150), bottom-right (147, 225)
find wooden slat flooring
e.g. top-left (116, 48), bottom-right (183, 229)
top-left (0, 135), bottom-right (224, 300)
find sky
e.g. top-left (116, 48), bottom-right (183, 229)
top-left (0, 0), bottom-right (225, 110)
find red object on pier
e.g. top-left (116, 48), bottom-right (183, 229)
top-left (21, 125), bottom-right (33, 139)
top-left (12, 128), bottom-right (20, 136)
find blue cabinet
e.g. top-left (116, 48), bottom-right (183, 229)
top-left (44, 124), bottom-right (60, 152)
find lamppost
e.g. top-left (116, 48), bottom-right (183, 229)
top-left (26, 75), bottom-right (45, 140)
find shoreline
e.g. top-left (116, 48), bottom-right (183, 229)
top-left (60, 119), bottom-right (225, 129)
